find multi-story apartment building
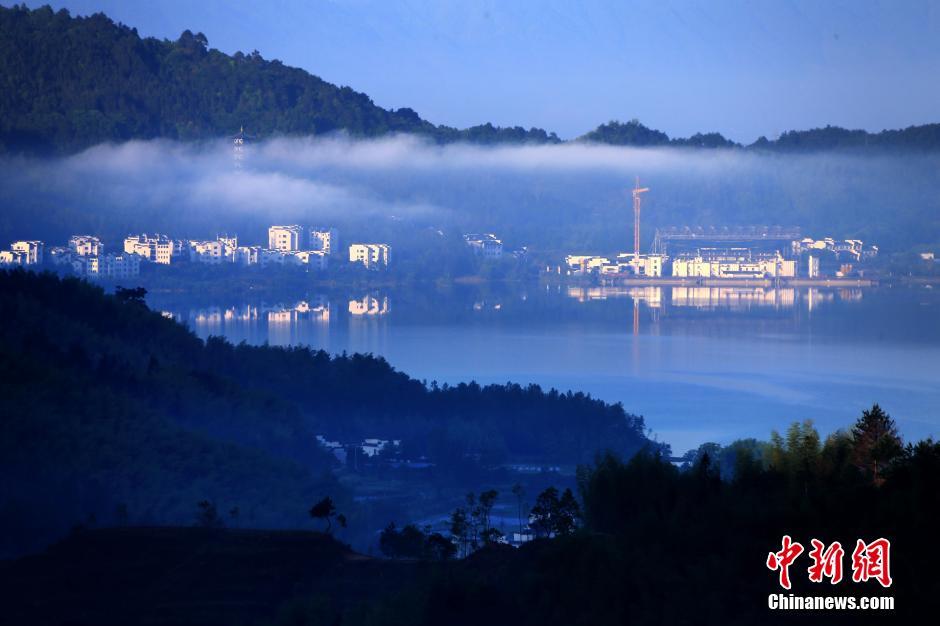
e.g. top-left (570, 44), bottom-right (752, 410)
top-left (234, 246), bottom-right (261, 266)
top-left (124, 234), bottom-right (179, 265)
top-left (72, 253), bottom-right (140, 279)
top-left (10, 240), bottom-right (44, 265)
top-left (288, 250), bottom-right (329, 270)
top-left (68, 235), bottom-right (103, 257)
top-left (188, 237), bottom-right (236, 265)
top-left (309, 228), bottom-right (338, 255)
top-left (349, 243), bottom-right (390, 269)
top-left (268, 225), bottom-right (303, 251)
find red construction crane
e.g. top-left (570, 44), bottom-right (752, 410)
top-left (632, 177), bottom-right (650, 261)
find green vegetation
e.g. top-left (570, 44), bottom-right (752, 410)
top-left (3, 410), bottom-right (935, 624)
top-left (347, 411), bottom-right (938, 624)
top-left (0, 269), bottom-right (655, 556)
top-left (580, 118), bottom-right (940, 151)
top-left (0, 4), bottom-right (558, 154)
top-left (2, 5), bottom-right (937, 154)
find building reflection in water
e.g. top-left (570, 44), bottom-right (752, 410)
top-left (348, 295), bottom-right (389, 316)
top-left (670, 287), bottom-right (796, 310)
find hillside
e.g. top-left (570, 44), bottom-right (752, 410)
top-left (579, 118), bottom-right (940, 151)
top-left (0, 270), bottom-right (656, 556)
top-left (2, 5), bottom-right (937, 154)
top-left (0, 527), bottom-right (414, 626)
top-left (0, 4), bottom-right (558, 153)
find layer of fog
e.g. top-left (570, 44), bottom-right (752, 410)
top-left (1, 134), bottom-right (938, 252)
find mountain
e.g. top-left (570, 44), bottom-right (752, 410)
top-left (2, 5), bottom-right (937, 154)
top-left (578, 119), bottom-right (737, 148)
top-left (0, 4), bottom-right (559, 154)
top-left (578, 118), bottom-right (940, 151)
top-left (0, 269), bottom-right (656, 556)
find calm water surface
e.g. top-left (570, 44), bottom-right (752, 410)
top-left (150, 284), bottom-right (940, 454)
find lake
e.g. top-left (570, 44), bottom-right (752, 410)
top-left (150, 283), bottom-right (940, 454)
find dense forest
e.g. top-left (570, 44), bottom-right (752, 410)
top-left (1, 4), bottom-right (937, 154)
top-left (0, 4), bottom-right (559, 153)
top-left (580, 118), bottom-right (940, 151)
top-left (1, 407), bottom-right (936, 624)
top-left (0, 269), bottom-right (654, 556)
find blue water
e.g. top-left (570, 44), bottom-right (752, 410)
top-left (152, 284), bottom-right (940, 454)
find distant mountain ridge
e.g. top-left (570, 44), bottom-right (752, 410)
top-left (1, 4), bottom-right (938, 153)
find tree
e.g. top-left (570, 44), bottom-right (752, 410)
top-left (449, 507), bottom-right (470, 558)
top-left (114, 286), bottom-right (147, 305)
top-left (511, 483), bottom-right (526, 536)
top-left (195, 500), bottom-right (223, 528)
top-left (529, 486), bottom-right (581, 538)
top-left (309, 496), bottom-right (343, 533)
top-left (852, 404), bottom-right (903, 485)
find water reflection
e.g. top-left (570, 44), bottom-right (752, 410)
top-left (348, 295), bottom-right (389, 316)
top-left (150, 283), bottom-right (940, 451)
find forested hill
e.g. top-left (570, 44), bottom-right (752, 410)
top-left (4, 5), bottom-right (938, 155)
top-left (0, 269), bottom-right (656, 556)
top-left (579, 119), bottom-right (940, 151)
top-left (0, 4), bottom-right (559, 153)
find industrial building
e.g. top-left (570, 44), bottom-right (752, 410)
top-left (671, 249), bottom-right (796, 278)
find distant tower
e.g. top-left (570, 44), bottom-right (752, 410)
top-left (632, 177), bottom-right (650, 261)
top-left (233, 126), bottom-right (248, 169)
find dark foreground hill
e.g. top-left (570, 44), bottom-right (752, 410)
top-left (3, 429), bottom-right (938, 626)
top-left (0, 527), bottom-right (415, 626)
top-left (0, 269), bottom-right (655, 557)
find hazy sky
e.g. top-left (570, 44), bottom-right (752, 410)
top-left (22, 0), bottom-right (940, 142)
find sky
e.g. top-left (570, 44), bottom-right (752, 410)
top-left (20, 0), bottom-right (940, 141)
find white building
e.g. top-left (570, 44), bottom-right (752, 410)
top-left (260, 248), bottom-right (288, 267)
top-left (0, 250), bottom-right (27, 266)
top-left (189, 240), bottom-right (225, 264)
top-left (464, 233), bottom-right (503, 259)
top-left (616, 254), bottom-right (665, 277)
top-left (808, 256), bottom-right (820, 278)
top-left (48, 246), bottom-right (73, 266)
top-left (68, 235), bottom-right (102, 257)
top-left (234, 246), bottom-right (261, 266)
top-left (287, 250), bottom-right (328, 270)
top-left (671, 253), bottom-right (795, 278)
top-left (189, 236), bottom-right (238, 265)
top-left (10, 241), bottom-right (43, 265)
top-left (268, 225), bottom-right (303, 252)
top-left (217, 235), bottom-right (238, 261)
top-left (72, 253), bottom-right (140, 279)
top-left (310, 228), bottom-right (338, 255)
top-left (349, 243), bottom-right (390, 269)
top-left (565, 255), bottom-right (610, 273)
top-left (124, 234), bottom-right (179, 265)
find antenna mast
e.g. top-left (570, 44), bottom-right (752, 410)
top-left (632, 177), bottom-right (650, 261)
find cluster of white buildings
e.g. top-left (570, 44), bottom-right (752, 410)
top-left (565, 234), bottom-right (879, 280)
top-left (3, 224), bottom-right (392, 279)
top-left (671, 250), bottom-right (796, 278)
top-left (793, 237), bottom-right (878, 261)
top-left (0, 240), bottom-right (44, 267)
top-left (316, 435), bottom-right (402, 465)
top-left (565, 253), bottom-right (666, 277)
top-left (565, 250), bottom-right (796, 279)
